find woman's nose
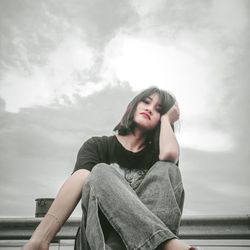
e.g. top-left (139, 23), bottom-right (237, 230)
top-left (145, 107), bottom-right (152, 114)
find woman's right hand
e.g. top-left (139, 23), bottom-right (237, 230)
top-left (21, 239), bottom-right (49, 250)
top-left (162, 102), bottom-right (180, 124)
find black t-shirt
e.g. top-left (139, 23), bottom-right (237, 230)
top-left (73, 135), bottom-right (159, 172)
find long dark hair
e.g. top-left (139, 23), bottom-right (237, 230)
top-left (113, 87), bottom-right (176, 147)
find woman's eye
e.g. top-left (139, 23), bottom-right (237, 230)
top-left (142, 99), bottom-right (150, 104)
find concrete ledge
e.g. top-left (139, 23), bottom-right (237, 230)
top-left (179, 214), bottom-right (250, 239)
top-left (0, 215), bottom-right (249, 241)
top-left (0, 217), bottom-right (79, 240)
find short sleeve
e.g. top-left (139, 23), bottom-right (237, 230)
top-left (73, 137), bottom-right (101, 172)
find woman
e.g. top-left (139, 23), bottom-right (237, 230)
top-left (22, 87), bottom-right (198, 250)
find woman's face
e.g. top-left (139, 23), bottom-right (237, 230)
top-left (133, 93), bottom-right (162, 131)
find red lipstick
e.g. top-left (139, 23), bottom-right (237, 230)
top-left (140, 112), bottom-right (151, 120)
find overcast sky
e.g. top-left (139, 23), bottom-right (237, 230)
top-left (0, 0), bottom-right (249, 217)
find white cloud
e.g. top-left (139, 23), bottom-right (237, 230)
top-left (102, 34), bottom-right (216, 114)
top-left (0, 34), bottom-right (94, 112)
top-left (176, 127), bottom-right (234, 152)
top-left (76, 81), bottom-right (109, 98)
top-left (129, 0), bottom-right (166, 16)
top-left (211, 0), bottom-right (249, 38)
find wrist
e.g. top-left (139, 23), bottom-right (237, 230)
top-left (23, 238), bottom-right (49, 250)
top-left (31, 213), bottom-right (61, 244)
top-left (161, 114), bottom-right (171, 124)
top-left (29, 237), bottom-right (50, 245)
top-left (31, 230), bottom-right (51, 245)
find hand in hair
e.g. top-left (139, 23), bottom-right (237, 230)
top-left (162, 102), bottom-right (180, 124)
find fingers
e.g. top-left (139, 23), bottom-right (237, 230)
top-left (163, 102), bottom-right (180, 124)
top-left (175, 102), bottom-right (180, 118)
top-left (171, 102), bottom-right (180, 117)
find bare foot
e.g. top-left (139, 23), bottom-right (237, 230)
top-left (162, 238), bottom-right (191, 250)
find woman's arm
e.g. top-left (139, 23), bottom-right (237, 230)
top-left (159, 102), bottom-right (180, 162)
top-left (22, 169), bottom-right (90, 250)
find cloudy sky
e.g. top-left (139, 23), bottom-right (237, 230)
top-left (0, 0), bottom-right (249, 218)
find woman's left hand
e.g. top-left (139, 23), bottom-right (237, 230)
top-left (21, 239), bottom-right (49, 250)
top-left (161, 102), bottom-right (180, 124)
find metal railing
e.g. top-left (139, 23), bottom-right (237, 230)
top-left (0, 214), bottom-right (250, 248)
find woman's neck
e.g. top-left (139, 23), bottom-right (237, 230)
top-left (116, 129), bottom-right (146, 152)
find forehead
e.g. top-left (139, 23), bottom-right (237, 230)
top-left (146, 93), bottom-right (161, 105)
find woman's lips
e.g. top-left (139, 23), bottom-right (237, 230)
top-left (140, 112), bottom-right (151, 120)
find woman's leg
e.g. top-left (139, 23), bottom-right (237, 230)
top-left (22, 169), bottom-right (90, 250)
top-left (135, 161), bottom-right (191, 250)
top-left (135, 161), bottom-right (184, 236)
top-left (105, 161), bottom-right (189, 250)
top-left (79, 162), bottom-right (181, 250)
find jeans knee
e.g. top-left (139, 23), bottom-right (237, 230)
top-left (91, 163), bottom-right (108, 177)
top-left (150, 161), bottom-right (178, 174)
top-left (149, 161), bottom-right (182, 184)
top-left (153, 160), bottom-right (176, 170)
top-left (89, 163), bottom-right (116, 185)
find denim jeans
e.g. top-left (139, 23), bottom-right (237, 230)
top-left (74, 161), bottom-right (185, 250)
